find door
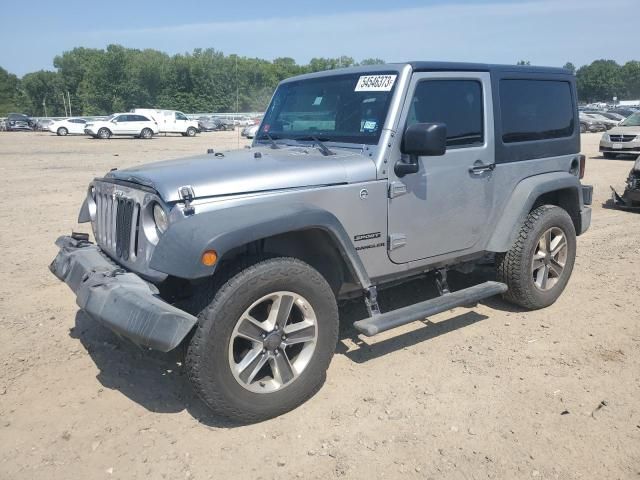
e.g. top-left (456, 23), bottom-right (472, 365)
top-left (175, 112), bottom-right (189, 132)
top-left (69, 118), bottom-right (86, 134)
top-left (388, 72), bottom-right (496, 264)
top-left (112, 115), bottom-right (133, 134)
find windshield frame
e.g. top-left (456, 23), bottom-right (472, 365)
top-left (257, 70), bottom-right (400, 146)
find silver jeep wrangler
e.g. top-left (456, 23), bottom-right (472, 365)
top-left (51, 62), bottom-right (593, 422)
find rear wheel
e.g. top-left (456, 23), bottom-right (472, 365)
top-left (140, 128), bottom-right (153, 139)
top-left (496, 205), bottom-right (576, 310)
top-left (186, 257), bottom-right (338, 423)
top-left (580, 123), bottom-right (587, 133)
top-left (186, 127), bottom-right (197, 137)
top-left (57, 127), bottom-right (68, 136)
top-left (97, 128), bottom-right (111, 139)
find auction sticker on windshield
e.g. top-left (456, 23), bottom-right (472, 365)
top-left (355, 75), bottom-right (397, 92)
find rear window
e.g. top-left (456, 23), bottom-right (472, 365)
top-left (500, 80), bottom-right (574, 143)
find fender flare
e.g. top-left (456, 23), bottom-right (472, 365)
top-left (486, 172), bottom-right (583, 252)
top-left (149, 202), bottom-right (372, 287)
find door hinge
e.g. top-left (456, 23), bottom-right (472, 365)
top-left (388, 181), bottom-right (408, 199)
top-left (388, 233), bottom-right (407, 251)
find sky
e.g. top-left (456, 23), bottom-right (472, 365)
top-left (1, 0), bottom-right (637, 76)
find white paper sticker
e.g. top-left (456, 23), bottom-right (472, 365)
top-left (363, 120), bottom-right (377, 132)
top-left (313, 96), bottom-right (323, 106)
top-left (355, 74), bottom-right (397, 92)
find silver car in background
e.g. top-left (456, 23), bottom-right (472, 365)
top-left (600, 112), bottom-right (640, 158)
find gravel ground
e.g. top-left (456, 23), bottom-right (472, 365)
top-left (0, 131), bottom-right (638, 480)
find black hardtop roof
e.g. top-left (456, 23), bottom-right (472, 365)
top-left (408, 61), bottom-right (570, 75)
top-left (281, 61), bottom-right (572, 84)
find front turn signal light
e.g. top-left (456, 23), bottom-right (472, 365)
top-left (201, 250), bottom-right (218, 266)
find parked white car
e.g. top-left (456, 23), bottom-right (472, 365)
top-left (132, 109), bottom-right (199, 136)
top-left (49, 117), bottom-right (87, 136)
top-left (84, 113), bottom-right (159, 139)
top-left (241, 124), bottom-right (259, 139)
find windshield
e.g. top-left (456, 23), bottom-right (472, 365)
top-left (258, 71), bottom-right (398, 145)
top-left (620, 112), bottom-right (640, 127)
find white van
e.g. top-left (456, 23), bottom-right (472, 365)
top-left (132, 109), bottom-right (200, 137)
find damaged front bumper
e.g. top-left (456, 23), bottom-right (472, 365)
top-left (610, 167), bottom-right (640, 211)
top-left (610, 186), bottom-right (640, 211)
top-left (49, 235), bottom-right (197, 352)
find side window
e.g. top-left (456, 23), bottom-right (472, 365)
top-left (500, 80), bottom-right (574, 143)
top-left (175, 112), bottom-right (188, 121)
top-left (407, 79), bottom-right (484, 147)
top-left (116, 115), bottom-right (129, 122)
top-left (135, 115), bottom-right (149, 122)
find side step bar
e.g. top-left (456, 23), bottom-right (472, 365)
top-left (353, 281), bottom-right (508, 337)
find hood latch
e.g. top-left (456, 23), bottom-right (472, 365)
top-left (178, 185), bottom-right (195, 216)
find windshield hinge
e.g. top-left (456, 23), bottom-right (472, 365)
top-left (178, 185), bottom-right (195, 215)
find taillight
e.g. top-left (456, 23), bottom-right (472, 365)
top-left (579, 154), bottom-right (586, 179)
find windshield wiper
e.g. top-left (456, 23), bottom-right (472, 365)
top-left (296, 136), bottom-right (335, 156)
top-left (257, 132), bottom-right (281, 149)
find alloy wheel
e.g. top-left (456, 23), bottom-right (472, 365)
top-left (228, 291), bottom-right (318, 394)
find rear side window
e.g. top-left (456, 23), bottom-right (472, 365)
top-left (500, 80), bottom-right (574, 143)
top-left (407, 80), bottom-right (483, 148)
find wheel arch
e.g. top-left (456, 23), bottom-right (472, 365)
top-left (487, 172), bottom-right (584, 253)
top-left (149, 203), bottom-right (371, 291)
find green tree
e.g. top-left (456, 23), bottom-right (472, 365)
top-left (0, 66), bottom-right (23, 115)
top-left (563, 62), bottom-right (576, 74)
top-left (621, 61), bottom-right (640, 99)
top-left (576, 60), bottom-right (624, 103)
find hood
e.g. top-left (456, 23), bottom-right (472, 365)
top-left (607, 125), bottom-right (640, 136)
top-left (105, 146), bottom-right (376, 202)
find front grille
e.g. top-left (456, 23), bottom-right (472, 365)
top-left (95, 191), bottom-right (140, 260)
top-left (609, 134), bottom-right (636, 142)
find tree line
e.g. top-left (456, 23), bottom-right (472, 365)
top-left (0, 45), bottom-right (638, 117)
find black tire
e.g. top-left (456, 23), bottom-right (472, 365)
top-left (186, 257), bottom-right (338, 423)
top-left (140, 128), bottom-right (153, 139)
top-left (496, 205), bottom-right (576, 310)
top-left (97, 128), bottom-right (111, 139)
top-left (603, 152), bottom-right (617, 159)
top-left (580, 123), bottom-right (587, 134)
top-left (57, 127), bottom-right (68, 136)
top-left (186, 127), bottom-right (197, 137)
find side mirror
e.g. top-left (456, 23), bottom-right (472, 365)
top-left (402, 122), bottom-right (447, 156)
top-left (395, 123), bottom-right (447, 177)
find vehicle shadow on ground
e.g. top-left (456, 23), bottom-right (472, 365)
top-left (335, 269), bottom-right (513, 363)
top-left (70, 311), bottom-right (240, 428)
top-left (70, 267), bottom-right (516, 425)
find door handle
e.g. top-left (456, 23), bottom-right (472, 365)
top-left (468, 162), bottom-right (496, 174)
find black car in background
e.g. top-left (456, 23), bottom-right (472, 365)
top-left (6, 113), bottom-right (35, 131)
top-left (197, 116), bottom-right (235, 132)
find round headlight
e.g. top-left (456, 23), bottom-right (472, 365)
top-left (153, 203), bottom-right (168, 234)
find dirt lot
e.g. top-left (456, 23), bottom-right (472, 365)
top-left (0, 131), bottom-right (638, 479)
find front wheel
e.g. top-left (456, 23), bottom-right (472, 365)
top-left (140, 128), bottom-right (153, 139)
top-left (186, 127), bottom-right (197, 137)
top-left (496, 205), bottom-right (576, 310)
top-left (97, 128), bottom-right (111, 139)
top-left (186, 257), bottom-right (338, 423)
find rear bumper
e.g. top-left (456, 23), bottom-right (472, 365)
top-left (50, 235), bottom-right (197, 352)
